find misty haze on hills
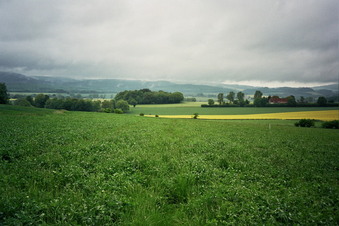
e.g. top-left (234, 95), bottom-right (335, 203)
top-left (0, 0), bottom-right (338, 88)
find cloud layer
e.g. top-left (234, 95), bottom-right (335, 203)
top-left (0, 0), bottom-right (337, 86)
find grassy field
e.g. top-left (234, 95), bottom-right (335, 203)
top-left (130, 103), bottom-right (339, 116)
top-left (0, 105), bottom-right (338, 225)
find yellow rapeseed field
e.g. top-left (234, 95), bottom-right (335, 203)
top-left (146, 110), bottom-right (339, 121)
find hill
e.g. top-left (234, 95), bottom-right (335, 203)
top-left (0, 71), bottom-right (337, 98)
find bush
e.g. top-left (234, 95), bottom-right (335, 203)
top-left (155, 115), bottom-right (159, 117)
top-left (139, 113), bottom-right (144, 116)
top-left (295, 119), bottom-right (315, 128)
top-left (14, 98), bottom-right (32, 107)
top-left (102, 108), bottom-right (112, 113)
top-left (193, 113), bottom-right (199, 119)
top-left (114, 108), bottom-right (124, 114)
top-left (322, 120), bottom-right (339, 129)
top-left (116, 100), bottom-right (130, 113)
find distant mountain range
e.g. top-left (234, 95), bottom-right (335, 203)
top-left (0, 71), bottom-right (338, 98)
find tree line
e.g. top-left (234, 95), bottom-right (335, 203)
top-left (114, 89), bottom-right (184, 105)
top-left (1, 83), bottom-right (186, 112)
top-left (206, 91), bottom-right (249, 107)
top-left (203, 90), bottom-right (336, 107)
top-left (14, 94), bottom-right (130, 113)
top-left (0, 82), bottom-right (130, 113)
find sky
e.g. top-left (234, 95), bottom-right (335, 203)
top-left (0, 0), bottom-right (338, 87)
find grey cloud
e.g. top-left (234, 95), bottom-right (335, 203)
top-left (0, 0), bottom-right (337, 86)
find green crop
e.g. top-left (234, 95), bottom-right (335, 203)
top-left (0, 105), bottom-right (338, 225)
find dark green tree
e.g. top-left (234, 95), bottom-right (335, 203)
top-left (116, 100), bottom-right (130, 113)
top-left (101, 100), bottom-right (111, 108)
top-left (26, 96), bottom-right (34, 105)
top-left (169, 92), bottom-right (184, 103)
top-left (287, 95), bottom-right (297, 107)
top-left (299, 96), bottom-right (305, 103)
top-left (217, 93), bottom-right (224, 105)
top-left (0, 83), bottom-right (9, 104)
top-left (45, 98), bottom-right (64, 109)
top-left (115, 89), bottom-right (183, 104)
top-left (317, 96), bottom-right (327, 106)
top-left (129, 98), bottom-right (137, 107)
top-left (254, 97), bottom-right (268, 107)
top-left (14, 98), bottom-right (31, 107)
top-left (237, 92), bottom-right (245, 102)
top-left (254, 90), bottom-right (263, 99)
top-left (34, 94), bottom-right (50, 108)
top-left (226, 91), bottom-right (235, 104)
top-left (208, 99), bottom-right (214, 105)
top-left (253, 90), bottom-right (264, 107)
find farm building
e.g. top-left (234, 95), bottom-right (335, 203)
top-left (268, 97), bottom-right (288, 104)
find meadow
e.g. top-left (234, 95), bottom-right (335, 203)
top-left (130, 102), bottom-right (339, 116)
top-left (0, 105), bottom-right (338, 225)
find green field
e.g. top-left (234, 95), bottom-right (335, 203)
top-left (0, 105), bottom-right (338, 225)
top-left (130, 102), bottom-right (339, 115)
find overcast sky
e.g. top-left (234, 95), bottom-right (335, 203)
top-left (0, 0), bottom-right (338, 87)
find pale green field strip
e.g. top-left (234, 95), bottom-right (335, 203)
top-left (145, 110), bottom-right (339, 121)
top-left (136, 102), bottom-right (205, 108)
top-left (131, 104), bottom-right (339, 115)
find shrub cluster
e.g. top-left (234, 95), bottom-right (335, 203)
top-left (322, 120), bottom-right (339, 129)
top-left (115, 89), bottom-right (184, 105)
top-left (45, 98), bottom-right (101, 112)
top-left (294, 119), bottom-right (315, 128)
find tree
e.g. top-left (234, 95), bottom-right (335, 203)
top-left (34, 94), bottom-right (49, 108)
top-left (114, 108), bottom-right (124, 114)
top-left (306, 97), bottom-right (314, 103)
top-left (317, 96), bottom-right (327, 106)
top-left (26, 96), bottom-right (34, 105)
top-left (14, 98), bottom-right (31, 107)
top-left (102, 100), bottom-right (112, 109)
top-left (116, 100), bottom-right (130, 112)
top-left (254, 97), bottom-right (268, 107)
top-left (208, 99), bottom-right (214, 106)
top-left (45, 98), bottom-right (64, 109)
top-left (253, 90), bottom-right (265, 107)
top-left (287, 95), bottom-right (297, 107)
top-left (237, 92), bottom-right (245, 102)
top-left (129, 98), bottom-right (137, 107)
top-left (254, 90), bottom-right (263, 99)
top-left (299, 96), bottom-right (305, 103)
top-left (169, 92), bottom-right (184, 103)
top-left (217, 93), bottom-right (224, 105)
top-left (226, 91), bottom-right (235, 104)
top-left (0, 83), bottom-right (9, 104)
top-left (115, 89), bottom-right (183, 104)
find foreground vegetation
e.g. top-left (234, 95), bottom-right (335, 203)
top-left (0, 105), bottom-right (338, 225)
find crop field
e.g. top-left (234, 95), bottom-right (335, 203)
top-left (130, 103), bottom-right (339, 116)
top-left (148, 110), bottom-right (339, 121)
top-left (0, 105), bottom-right (338, 225)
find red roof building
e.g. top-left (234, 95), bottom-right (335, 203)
top-left (269, 97), bottom-right (288, 104)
